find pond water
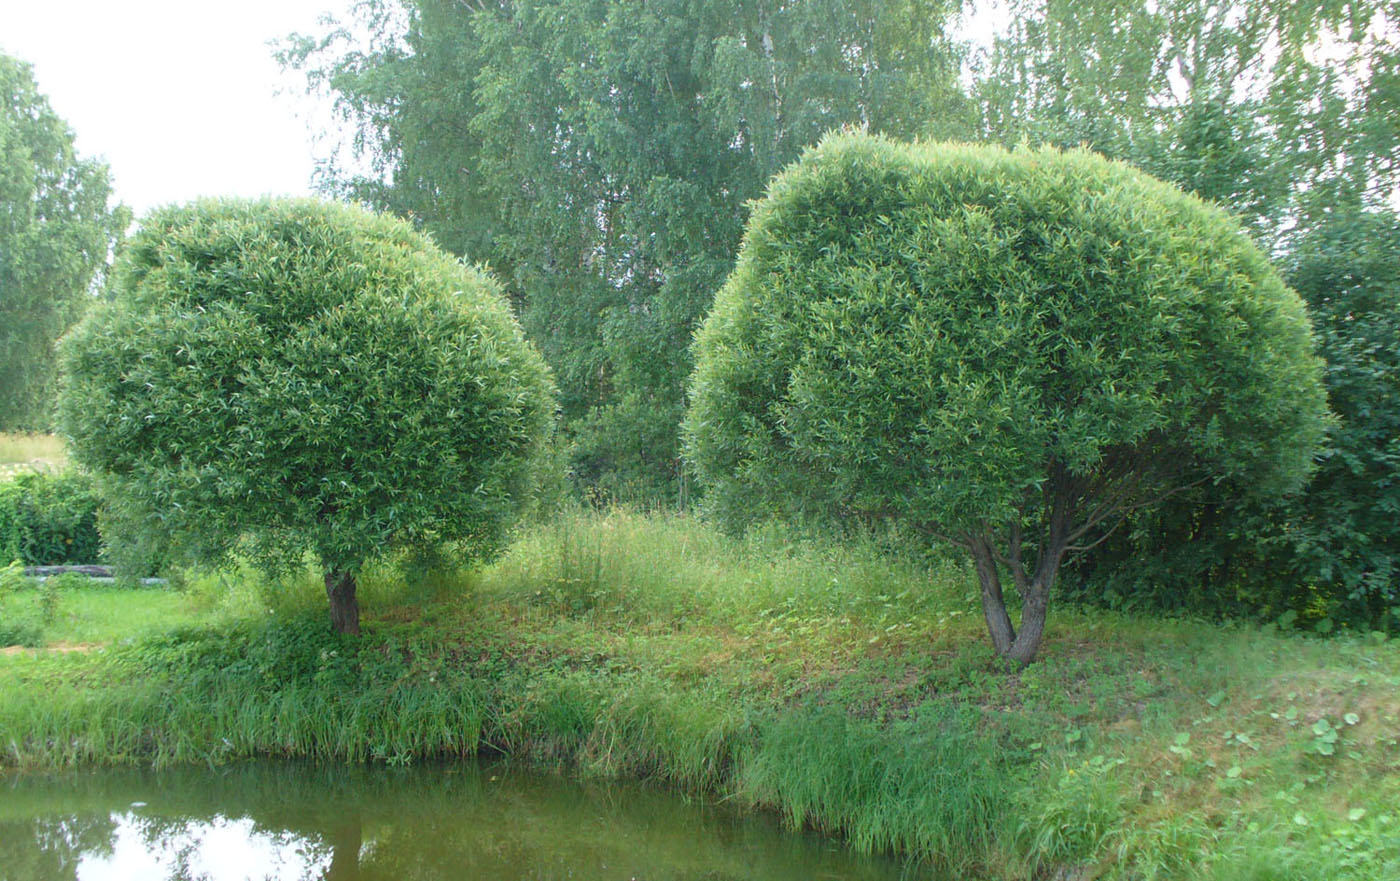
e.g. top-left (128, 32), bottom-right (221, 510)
top-left (0, 761), bottom-right (916, 881)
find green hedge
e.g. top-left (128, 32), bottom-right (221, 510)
top-left (0, 470), bottom-right (101, 566)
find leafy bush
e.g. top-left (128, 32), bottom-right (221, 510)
top-left (1070, 208), bottom-right (1400, 631)
top-left (684, 132), bottom-right (1327, 664)
top-left (59, 197), bottom-right (556, 633)
top-left (0, 469), bottom-right (101, 565)
top-left (0, 559), bottom-right (43, 647)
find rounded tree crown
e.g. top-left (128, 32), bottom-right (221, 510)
top-left (685, 132), bottom-right (1327, 534)
top-left (60, 197), bottom-right (555, 572)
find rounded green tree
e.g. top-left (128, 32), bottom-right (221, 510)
top-left (59, 198), bottom-right (555, 634)
top-left (684, 133), bottom-right (1327, 664)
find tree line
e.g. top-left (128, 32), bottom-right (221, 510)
top-left (3, 0), bottom-right (1397, 634)
top-left (277, 0), bottom-right (1398, 629)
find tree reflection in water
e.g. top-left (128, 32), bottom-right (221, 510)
top-left (1, 762), bottom-right (905, 881)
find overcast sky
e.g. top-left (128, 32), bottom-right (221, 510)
top-left (1, 0), bottom-right (350, 219)
top-left (3, 1), bottom-right (1009, 222)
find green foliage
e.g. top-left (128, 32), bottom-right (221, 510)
top-left (280, 0), bottom-right (971, 504)
top-left (0, 470), bottom-right (101, 566)
top-left (1071, 208), bottom-right (1400, 629)
top-left (974, 0), bottom-right (1398, 243)
top-left (58, 198), bottom-right (555, 596)
top-left (1019, 759), bottom-right (1127, 871)
top-left (1285, 209), bottom-right (1400, 623)
top-left (687, 132), bottom-right (1323, 533)
top-left (0, 486), bottom-right (16, 564)
top-left (975, 0), bottom-right (1400, 632)
top-left (685, 132), bottom-right (1326, 660)
top-left (487, 507), bottom-right (946, 629)
top-left (0, 561), bottom-right (44, 648)
top-left (0, 53), bottom-right (126, 431)
top-left (0, 615), bottom-right (489, 765)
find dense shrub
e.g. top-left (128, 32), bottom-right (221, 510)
top-left (59, 198), bottom-right (556, 633)
top-left (0, 470), bottom-right (101, 566)
top-left (1070, 208), bottom-right (1400, 630)
top-left (685, 132), bottom-right (1327, 663)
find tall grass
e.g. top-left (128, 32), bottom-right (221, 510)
top-left (738, 704), bottom-right (1011, 870)
top-left (0, 617), bottom-right (487, 768)
top-left (486, 507), bottom-right (972, 626)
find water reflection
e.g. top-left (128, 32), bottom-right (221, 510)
top-left (1, 762), bottom-right (910, 881)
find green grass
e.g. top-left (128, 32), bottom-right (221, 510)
top-left (0, 433), bottom-right (66, 479)
top-left (0, 581), bottom-right (209, 648)
top-left (1, 508), bottom-right (1397, 880)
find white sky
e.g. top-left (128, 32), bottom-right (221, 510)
top-left (1, 0), bottom-right (351, 219)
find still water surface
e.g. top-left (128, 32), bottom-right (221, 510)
top-left (1, 761), bottom-right (916, 880)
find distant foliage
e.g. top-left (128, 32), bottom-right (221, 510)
top-left (59, 198), bottom-right (556, 631)
top-left (280, 0), bottom-right (971, 504)
top-left (0, 470), bottom-right (101, 566)
top-left (975, 0), bottom-right (1399, 243)
top-left (0, 53), bottom-right (126, 431)
top-left (686, 133), bottom-right (1327, 662)
top-left (1287, 209), bottom-right (1400, 621)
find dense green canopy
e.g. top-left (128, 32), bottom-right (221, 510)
top-left (59, 198), bottom-right (555, 632)
top-left (280, 0), bottom-right (969, 503)
top-left (686, 133), bottom-right (1328, 661)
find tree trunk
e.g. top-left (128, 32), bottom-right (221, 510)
top-left (969, 538), bottom-right (1065, 667)
top-left (1007, 543), bottom-right (1065, 665)
top-left (971, 541), bottom-right (1016, 655)
top-left (1007, 581), bottom-right (1049, 665)
top-left (325, 816), bottom-right (362, 880)
top-left (325, 569), bottom-right (360, 636)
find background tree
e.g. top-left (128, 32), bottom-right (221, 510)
top-left (684, 133), bottom-right (1327, 664)
top-left (59, 198), bottom-right (555, 635)
top-left (0, 53), bottom-right (126, 430)
top-left (1284, 209), bottom-right (1400, 624)
top-left (280, 0), bottom-right (970, 504)
top-left (973, 0), bottom-right (1398, 243)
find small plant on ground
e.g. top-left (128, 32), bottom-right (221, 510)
top-left (0, 560), bottom-right (43, 647)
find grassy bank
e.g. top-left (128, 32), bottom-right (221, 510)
top-left (1, 510), bottom-right (1397, 879)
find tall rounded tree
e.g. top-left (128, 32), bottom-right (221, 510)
top-left (59, 198), bottom-right (555, 634)
top-left (685, 133), bottom-right (1327, 664)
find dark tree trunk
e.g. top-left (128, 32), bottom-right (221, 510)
top-left (1007, 579), bottom-right (1050, 666)
top-left (325, 816), bottom-right (362, 880)
top-left (967, 511), bottom-right (1069, 666)
top-left (325, 569), bottom-right (360, 636)
top-left (971, 540), bottom-right (1016, 655)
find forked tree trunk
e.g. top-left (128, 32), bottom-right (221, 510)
top-left (971, 542), bottom-right (1016, 655)
top-left (325, 569), bottom-right (360, 636)
top-left (1006, 579), bottom-right (1050, 666)
top-left (967, 533), bottom-right (1066, 666)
